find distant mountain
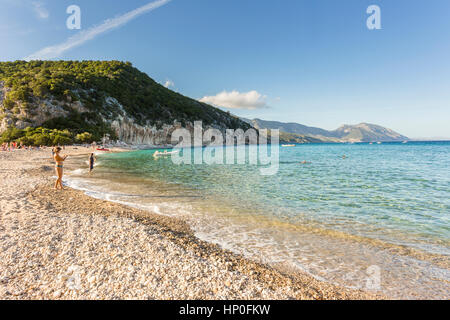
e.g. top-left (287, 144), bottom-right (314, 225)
top-left (242, 118), bottom-right (408, 143)
top-left (332, 123), bottom-right (408, 142)
top-left (243, 118), bottom-right (334, 137)
top-left (278, 131), bottom-right (329, 144)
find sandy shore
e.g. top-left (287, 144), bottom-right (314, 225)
top-left (0, 146), bottom-right (381, 300)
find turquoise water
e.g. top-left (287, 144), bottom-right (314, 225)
top-left (67, 141), bottom-right (450, 299)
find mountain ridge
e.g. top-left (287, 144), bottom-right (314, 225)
top-left (243, 118), bottom-right (409, 142)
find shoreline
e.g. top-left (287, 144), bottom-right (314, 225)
top-left (0, 146), bottom-right (381, 299)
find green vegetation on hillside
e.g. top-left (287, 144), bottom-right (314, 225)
top-left (260, 130), bottom-right (327, 144)
top-left (0, 60), bottom-right (248, 134)
top-left (278, 131), bottom-right (327, 143)
top-left (0, 127), bottom-right (95, 146)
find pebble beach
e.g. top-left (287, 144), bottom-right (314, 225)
top-left (0, 147), bottom-right (380, 300)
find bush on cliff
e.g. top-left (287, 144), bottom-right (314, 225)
top-left (0, 127), bottom-right (85, 146)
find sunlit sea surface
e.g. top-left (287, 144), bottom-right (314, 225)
top-left (66, 142), bottom-right (450, 299)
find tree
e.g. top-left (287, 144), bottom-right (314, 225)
top-left (75, 132), bottom-right (93, 143)
top-left (3, 99), bottom-right (16, 110)
top-left (53, 134), bottom-right (72, 146)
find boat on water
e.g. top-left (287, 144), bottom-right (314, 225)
top-left (153, 150), bottom-right (180, 158)
top-left (281, 144), bottom-right (296, 147)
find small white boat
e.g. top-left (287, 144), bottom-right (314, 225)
top-left (281, 144), bottom-right (296, 147)
top-left (153, 150), bottom-right (179, 158)
top-left (402, 141), bottom-right (408, 144)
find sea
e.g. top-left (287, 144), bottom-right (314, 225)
top-left (65, 141), bottom-right (450, 299)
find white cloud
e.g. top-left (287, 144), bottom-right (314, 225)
top-left (32, 1), bottom-right (49, 19)
top-left (163, 79), bottom-right (174, 88)
top-left (24, 0), bottom-right (172, 60)
top-left (199, 90), bottom-right (268, 110)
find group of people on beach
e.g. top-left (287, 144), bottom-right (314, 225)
top-left (1, 141), bottom-right (18, 151)
top-left (1, 141), bottom-right (54, 152)
top-left (2, 139), bottom-right (100, 190)
top-left (1, 141), bottom-right (46, 151)
top-left (52, 146), bottom-right (96, 190)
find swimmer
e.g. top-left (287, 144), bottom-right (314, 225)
top-left (89, 153), bottom-right (96, 173)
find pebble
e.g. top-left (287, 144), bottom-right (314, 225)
top-left (0, 148), bottom-right (379, 300)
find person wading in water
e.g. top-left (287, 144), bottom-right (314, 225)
top-left (53, 147), bottom-right (68, 190)
top-left (89, 153), bottom-right (96, 174)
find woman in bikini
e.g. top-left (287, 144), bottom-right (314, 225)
top-left (53, 147), bottom-right (68, 190)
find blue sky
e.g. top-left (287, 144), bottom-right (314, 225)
top-left (1, 0), bottom-right (449, 138)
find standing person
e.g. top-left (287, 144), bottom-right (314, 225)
top-left (53, 147), bottom-right (68, 190)
top-left (89, 153), bottom-right (96, 173)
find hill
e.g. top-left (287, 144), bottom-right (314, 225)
top-left (0, 60), bottom-right (251, 146)
top-left (245, 118), bottom-right (334, 138)
top-left (332, 123), bottom-right (408, 142)
top-left (243, 118), bottom-right (408, 142)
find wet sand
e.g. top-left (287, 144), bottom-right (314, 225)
top-left (0, 147), bottom-right (381, 299)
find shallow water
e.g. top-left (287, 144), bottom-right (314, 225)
top-left (66, 142), bottom-right (450, 299)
